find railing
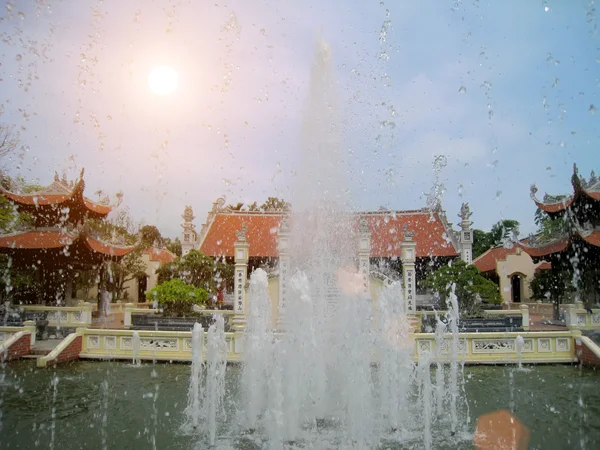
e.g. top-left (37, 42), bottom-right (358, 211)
top-left (90, 302), bottom-right (155, 313)
top-left (78, 328), bottom-right (243, 362)
top-left (0, 321), bottom-right (36, 346)
top-left (413, 330), bottom-right (578, 364)
top-left (22, 305), bottom-right (93, 328)
top-left (565, 304), bottom-right (600, 330)
top-left (123, 305), bottom-right (235, 329)
top-left (417, 305), bottom-right (530, 331)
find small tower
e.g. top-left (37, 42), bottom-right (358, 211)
top-left (458, 203), bottom-right (473, 264)
top-left (181, 206), bottom-right (197, 256)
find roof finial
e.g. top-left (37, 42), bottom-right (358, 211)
top-left (235, 222), bottom-right (248, 242)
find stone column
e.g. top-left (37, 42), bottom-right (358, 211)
top-left (458, 202), bottom-right (474, 264)
top-left (232, 224), bottom-right (250, 332)
top-left (519, 304), bottom-right (530, 331)
top-left (357, 217), bottom-right (371, 298)
top-left (401, 226), bottom-right (417, 314)
top-left (277, 216), bottom-right (291, 330)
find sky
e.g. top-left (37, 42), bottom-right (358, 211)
top-left (0, 0), bottom-right (598, 239)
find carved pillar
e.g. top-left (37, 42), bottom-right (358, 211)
top-left (277, 216), bottom-right (291, 330)
top-left (232, 224), bottom-right (249, 332)
top-left (458, 202), bottom-right (473, 264)
top-left (357, 217), bottom-right (371, 298)
top-left (401, 226), bottom-right (417, 314)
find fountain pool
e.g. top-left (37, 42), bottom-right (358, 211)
top-left (0, 362), bottom-right (598, 449)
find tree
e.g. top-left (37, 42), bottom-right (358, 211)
top-left (145, 278), bottom-right (208, 316)
top-left (0, 124), bottom-right (22, 165)
top-left (139, 224), bottom-right (163, 247)
top-left (104, 252), bottom-right (147, 301)
top-left (533, 194), bottom-right (569, 242)
top-left (163, 237), bottom-right (182, 257)
top-left (260, 197), bottom-right (291, 211)
top-left (156, 250), bottom-right (234, 294)
top-left (472, 229), bottom-right (494, 259)
top-left (422, 260), bottom-right (502, 316)
top-left (530, 267), bottom-right (575, 305)
top-left (490, 219), bottom-right (520, 246)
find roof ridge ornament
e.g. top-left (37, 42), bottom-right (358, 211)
top-left (402, 224), bottom-right (414, 241)
top-left (279, 215), bottom-right (291, 234)
top-left (235, 222), bottom-right (248, 242)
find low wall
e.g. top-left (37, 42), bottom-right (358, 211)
top-left (565, 306), bottom-right (600, 331)
top-left (413, 330), bottom-right (577, 364)
top-left (575, 336), bottom-right (600, 368)
top-left (0, 331), bottom-right (33, 361)
top-left (37, 332), bottom-right (83, 368)
top-left (22, 305), bottom-right (93, 328)
top-left (0, 321), bottom-right (36, 347)
top-left (78, 328), bottom-right (243, 362)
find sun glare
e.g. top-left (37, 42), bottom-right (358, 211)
top-left (148, 66), bottom-right (178, 95)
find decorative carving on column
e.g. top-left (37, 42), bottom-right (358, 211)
top-left (401, 225), bottom-right (417, 314)
top-left (357, 216), bottom-right (371, 298)
top-left (232, 223), bottom-right (249, 331)
top-left (458, 202), bottom-right (473, 264)
top-left (277, 216), bottom-right (291, 330)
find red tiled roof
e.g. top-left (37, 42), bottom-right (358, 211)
top-left (200, 214), bottom-right (284, 257)
top-left (0, 230), bottom-right (134, 257)
top-left (1, 179), bottom-right (113, 217)
top-left (472, 245), bottom-right (519, 273)
top-left (85, 236), bottom-right (133, 257)
top-left (520, 236), bottom-right (571, 258)
top-left (199, 211), bottom-right (458, 258)
top-left (535, 261), bottom-right (552, 271)
top-left (143, 247), bottom-right (176, 264)
top-left (0, 230), bottom-right (74, 249)
top-left (534, 197), bottom-right (574, 214)
top-left (582, 230), bottom-right (600, 247)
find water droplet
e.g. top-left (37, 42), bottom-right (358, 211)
top-left (552, 78), bottom-right (560, 88)
top-left (458, 86), bottom-right (467, 94)
top-left (18, 11), bottom-right (24, 19)
top-left (545, 6), bottom-right (550, 12)
top-left (260, 28), bottom-right (266, 35)
top-left (15, 54), bottom-right (22, 61)
top-left (589, 104), bottom-right (597, 114)
top-left (488, 110), bottom-right (494, 119)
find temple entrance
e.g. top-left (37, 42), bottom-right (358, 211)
top-left (511, 274), bottom-right (522, 303)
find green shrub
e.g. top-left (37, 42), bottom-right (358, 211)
top-left (145, 279), bottom-right (208, 317)
top-left (422, 260), bottom-right (502, 316)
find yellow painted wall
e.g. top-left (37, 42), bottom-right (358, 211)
top-left (495, 248), bottom-right (546, 304)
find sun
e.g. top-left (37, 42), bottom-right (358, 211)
top-left (148, 66), bottom-right (178, 95)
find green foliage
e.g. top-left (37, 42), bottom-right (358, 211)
top-left (145, 278), bottom-right (208, 316)
top-left (226, 197), bottom-right (291, 212)
top-left (490, 219), bottom-right (520, 246)
top-left (472, 229), bottom-right (494, 259)
top-left (530, 267), bottom-right (575, 303)
top-left (139, 225), bottom-right (163, 247)
top-left (422, 260), bottom-right (502, 316)
top-left (533, 194), bottom-right (569, 242)
top-left (471, 220), bottom-right (520, 260)
top-left (163, 237), bottom-right (182, 257)
top-left (156, 250), bottom-right (233, 293)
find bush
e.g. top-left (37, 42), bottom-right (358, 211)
top-left (422, 260), bottom-right (502, 316)
top-left (145, 279), bottom-right (208, 317)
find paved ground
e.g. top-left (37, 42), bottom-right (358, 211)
top-left (528, 314), bottom-right (567, 331)
top-left (91, 312), bottom-right (124, 329)
top-left (30, 338), bottom-right (63, 355)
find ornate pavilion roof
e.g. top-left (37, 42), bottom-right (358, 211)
top-left (197, 200), bottom-right (459, 259)
top-left (0, 170), bottom-right (121, 226)
top-left (519, 229), bottom-right (600, 259)
top-left (0, 228), bottom-right (135, 269)
top-left (530, 164), bottom-right (600, 215)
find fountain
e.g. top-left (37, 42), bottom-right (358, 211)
top-left (232, 37), bottom-right (471, 448)
top-left (131, 331), bottom-right (141, 366)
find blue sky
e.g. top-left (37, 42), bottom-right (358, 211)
top-left (0, 0), bottom-right (598, 238)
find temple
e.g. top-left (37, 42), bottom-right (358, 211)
top-left (521, 164), bottom-right (600, 306)
top-left (182, 198), bottom-right (475, 308)
top-left (0, 170), bottom-right (135, 304)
